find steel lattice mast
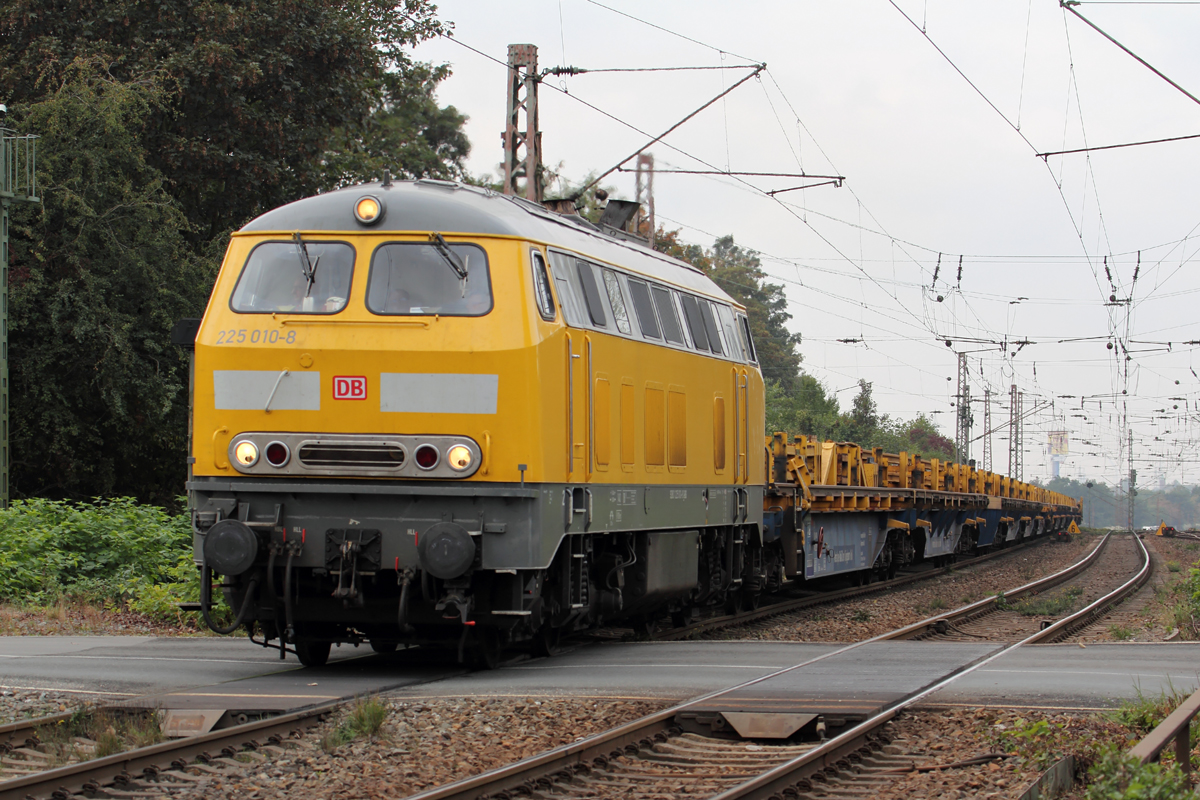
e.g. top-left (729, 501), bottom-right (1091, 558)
top-left (954, 352), bottom-right (971, 464)
top-left (502, 44), bottom-right (542, 202)
top-left (0, 124), bottom-right (39, 508)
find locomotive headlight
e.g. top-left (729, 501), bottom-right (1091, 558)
top-left (446, 444), bottom-right (473, 472)
top-left (234, 441), bottom-right (259, 467)
top-left (354, 195), bottom-right (383, 225)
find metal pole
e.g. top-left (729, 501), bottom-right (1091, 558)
top-left (982, 387), bottom-right (992, 473)
top-left (954, 353), bottom-right (970, 464)
top-left (502, 44), bottom-right (541, 202)
top-left (0, 128), bottom-right (40, 508)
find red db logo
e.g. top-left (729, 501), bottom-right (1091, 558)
top-left (333, 376), bottom-right (367, 400)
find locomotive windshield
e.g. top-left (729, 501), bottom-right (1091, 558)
top-left (367, 242), bottom-right (492, 316)
top-left (230, 241), bottom-right (354, 314)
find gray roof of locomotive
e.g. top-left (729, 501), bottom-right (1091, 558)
top-left (239, 179), bottom-right (740, 306)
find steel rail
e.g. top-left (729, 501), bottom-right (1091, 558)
top-left (710, 534), bottom-right (1151, 800)
top-left (401, 534), bottom-right (1121, 800)
top-left (0, 702), bottom-right (334, 800)
top-left (654, 533), bottom-right (1061, 642)
top-left (0, 711), bottom-right (76, 752)
top-left (1026, 533), bottom-right (1150, 644)
top-left (882, 533), bottom-right (1111, 640)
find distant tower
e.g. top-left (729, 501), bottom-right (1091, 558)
top-left (1008, 384), bottom-right (1022, 481)
top-left (954, 353), bottom-right (971, 464)
top-left (982, 387), bottom-right (992, 472)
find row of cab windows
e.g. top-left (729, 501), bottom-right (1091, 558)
top-left (228, 238), bottom-right (759, 367)
top-left (531, 249), bottom-right (759, 365)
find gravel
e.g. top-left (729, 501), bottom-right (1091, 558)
top-left (702, 536), bottom-right (1098, 642)
top-left (0, 688), bottom-right (90, 724)
top-left (170, 696), bottom-right (667, 800)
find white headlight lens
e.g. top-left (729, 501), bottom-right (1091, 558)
top-left (446, 444), bottom-right (473, 471)
top-left (234, 441), bottom-right (259, 466)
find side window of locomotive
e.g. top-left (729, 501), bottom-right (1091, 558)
top-left (366, 241), bottom-right (492, 316)
top-left (230, 240), bottom-right (355, 314)
top-left (601, 268), bottom-right (632, 335)
top-left (548, 251), bottom-right (585, 327)
top-left (575, 260), bottom-right (608, 327)
top-left (679, 294), bottom-right (710, 352)
top-left (738, 314), bottom-right (758, 363)
top-left (715, 304), bottom-right (743, 361)
top-left (627, 279), bottom-right (661, 340)
top-left (652, 285), bottom-right (685, 345)
top-left (531, 250), bottom-right (556, 321)
top-left (699, 300), bottom-right (725, 356)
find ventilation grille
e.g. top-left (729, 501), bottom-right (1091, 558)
top-left (297, 443), bottom-right (405, 468)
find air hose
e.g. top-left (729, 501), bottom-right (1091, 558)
top-left (199, 556), bottom-right (259, 635)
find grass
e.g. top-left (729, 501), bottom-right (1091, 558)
top-left (917, 597), bottom-right (948, 615)
top-left (851, 609), bottom-right (871, 623)
top-left (1107, 623), bottom-right (1134, 641)
top-left (321, 695), bottom-right (389, 752)
top-left (1165, 560), bottom-right (1181, 573)
top-left (1010, 585), bottom-right (1084, 617)
top-left (36, 708), bottom-right (164, 765)
top-left (1107, 682), bottom-right (1194, 735)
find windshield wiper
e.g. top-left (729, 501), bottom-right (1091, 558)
top-left (429, 232), bottom-right (468, 281)
top-left (293, 232), bottom-right (321, 296)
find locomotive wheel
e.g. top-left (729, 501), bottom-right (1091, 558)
top-left (532, 624), bottom-right (563, 658)
top-left (295, 639), bottom-right (331, 667)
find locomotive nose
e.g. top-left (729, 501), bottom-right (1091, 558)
top-left (203, 520), bottom-right (260, 576)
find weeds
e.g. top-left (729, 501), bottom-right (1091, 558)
top-left (851, 609), bottom-right (871, 623)
top-left (927, 597), bottom-right (947, 611)
top-left (322, 695), bottom-right (389, 752)
top-left (1083, 745), bottom-right (1193, 800)
top-left (1108, 682), bottom-right (1194, 734)
top-left (1011, 586), bottom-right (1084, 617)
top-left (1107, 624), bottom-right (1134, 641)
top-left (1165, 560), bottom-right (1181, 573)
top-left (35, 708), bottom-right (163, 764)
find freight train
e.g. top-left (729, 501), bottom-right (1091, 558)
top-left (184, 178), bottom-right (1082, 667)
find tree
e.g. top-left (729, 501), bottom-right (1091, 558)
top-left (7, 64), bottom-right (210, 504)
top-left (0, 1), bottom-right (470, 502)
top-left (0, 0), bottom-right (458, 241)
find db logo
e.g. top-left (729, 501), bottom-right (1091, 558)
top-left (333, 376), bottom-right (367, 400)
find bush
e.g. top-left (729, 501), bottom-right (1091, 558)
top-left (1084, 745), bottom-right (1193, 800)
top-left (0, 497), bottom-right (207, 620)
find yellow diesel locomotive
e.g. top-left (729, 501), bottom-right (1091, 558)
top-left (190, 178), bottom-right (766, 665)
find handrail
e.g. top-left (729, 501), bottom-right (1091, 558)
top-left (1129, 687), bottom-right (1199, 774)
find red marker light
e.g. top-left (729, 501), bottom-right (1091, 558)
top-left (414, 445), bottom-right (439, 470)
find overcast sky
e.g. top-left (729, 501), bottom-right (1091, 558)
top-left (412, 0), bottom-right (1200, 489)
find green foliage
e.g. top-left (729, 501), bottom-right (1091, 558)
top-left (323, 695), bottom-right (389, 752)
top-left (6, 63), bottom-right (210, 504)
top-left (1083, 745), bottom-right (1193, 800)
top-left (1108, 624), bottom-right (1134, 641)
top-left (1011, 585), bottom-right (1084, 617)
top-left (1109, 684), bottom-right (1194, 735)
top-left (1166, 560), bottom-right (1181, 573)
top-left (0, 0), bottom-right (454, 241)
top-left (851, 609), bottom-right (871, 622)
top-left (1, 1), bottom-right (469, 502)
top-left (0, 497), bottom-right (207, 620)
top-left (37, 708), bottom-right (163, 764)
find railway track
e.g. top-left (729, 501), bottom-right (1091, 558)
top-left (0, 534), bottom-right (1144, 800)
top-left (395, 532), bottom-right (1148, 800)
top-left (888, 532), bottom-right (1150, 644)
top-left (643, 534), bottom-right (1059, 643)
